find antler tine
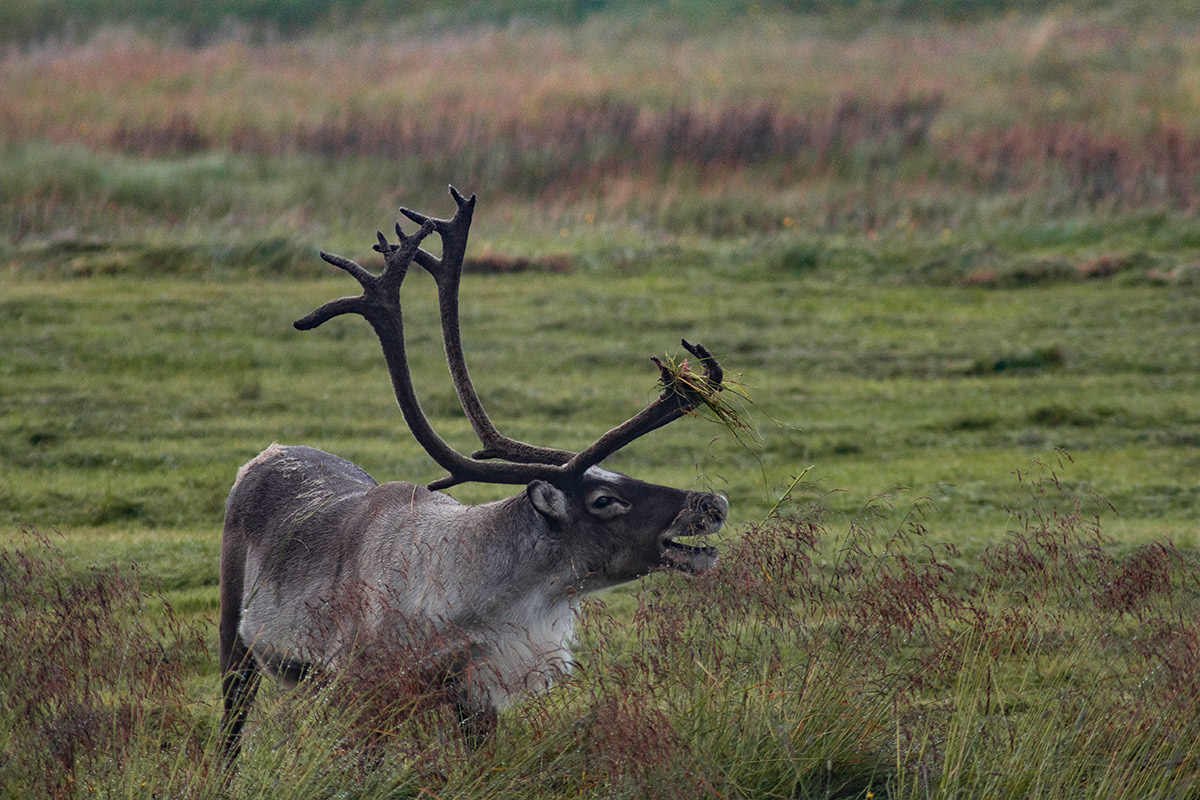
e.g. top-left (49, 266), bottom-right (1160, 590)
top-left (294, 294), bottom-right (368, 331)
top-left (320, 250), bottom-right (375, 284)
top-left (561, 340), bottom-right (726, 478)
top-left (681, 339), bottom-right (723, 387)
top-left (400, 185), bottom-right (477, 276)
top-left (295, 220), bottom-right (436, 332)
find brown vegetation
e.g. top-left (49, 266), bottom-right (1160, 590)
top-left (0, 531), bottom-right (208, 798)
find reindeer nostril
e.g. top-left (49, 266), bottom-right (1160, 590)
top-left (682, 492), bottom-right (729, 529)
top-left (699, 494), bottom-right (729, 523)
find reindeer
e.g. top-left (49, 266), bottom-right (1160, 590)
top-left (219, 188), bottom-right (731, 761)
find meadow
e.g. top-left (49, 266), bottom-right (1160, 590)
top-left (2, 2), bottom-right (1200, 797)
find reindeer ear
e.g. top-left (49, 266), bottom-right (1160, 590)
top-left (528, 481), bottom-right (570, 528)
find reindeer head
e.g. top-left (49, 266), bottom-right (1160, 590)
top-left (525, 467), bottom-right (726, 590)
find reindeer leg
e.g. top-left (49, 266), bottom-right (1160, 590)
top-left (220, 641), bottom-right (262, 766)
top-left (444, 650), bottom-right (498, 749)
top-left (456, 697), bottom-right (498, 750)
top-left (455, 694), bottom-right (498, 749)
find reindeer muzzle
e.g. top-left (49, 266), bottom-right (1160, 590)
top-left (660, 493), bottom-right (727, 573)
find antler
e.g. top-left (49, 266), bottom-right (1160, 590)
top-left (298, 187), bottom-right (728, 491)
top-left (396, 187), bottom-right (576, 467)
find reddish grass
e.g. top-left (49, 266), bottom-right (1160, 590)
top-left (465, 252), bottom-right (573, 274)
top-left (86, 96), bottom-right (1200, 218)
top-left (0, 530), bottom-right (209, 798)
top-left (954, 122), bottom-right (1200, 211)
top-left (103, 93), bottom-right (943, 193)
top-left (6, 20), bottom-right (1200, 242)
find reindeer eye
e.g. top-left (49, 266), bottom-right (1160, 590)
top-left (588, 494), bottom-right (628, 515)
top-left (587, 490), bottom-right (629, 517)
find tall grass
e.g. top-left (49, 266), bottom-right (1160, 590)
top-left (0, 530), bottom-right (211, 799)
top-left (97, 100), bottom-right (1200, 216)
top-left (7, 461), bottom-right (1190, 798)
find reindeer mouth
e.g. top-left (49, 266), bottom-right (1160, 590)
top-left (659, 494), bottom-right (727, 574)
top-left (660, 537), bottom-right (720, 573)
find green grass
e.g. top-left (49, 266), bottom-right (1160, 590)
top-left (4, 251), bottom-right (1198, 613)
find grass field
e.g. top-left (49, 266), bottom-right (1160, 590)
top-left (3, 2), bottom-right (1200, 798)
